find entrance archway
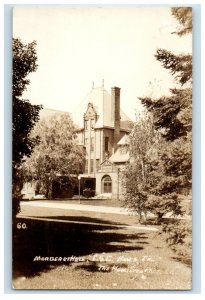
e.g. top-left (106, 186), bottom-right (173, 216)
top-left (102, 175), bottom-right (112, 193)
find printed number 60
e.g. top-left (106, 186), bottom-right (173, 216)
top-left (17, 223), bottom-right (27, 229)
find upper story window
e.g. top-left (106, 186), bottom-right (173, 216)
top-left (91, 137), bottom-right (94, 152)
top-left (91, 119), bottom-right (95, 129)
top-left (105, 137), bottom-right (109, 152)
top-left (90, 159), bottom-right (94, 173)
top-left (96, 159), bottom-right (100, 171)
top-left (85, 159), bottom-right (88, 174)
top-left (85, 120), bottom-right (88, 130)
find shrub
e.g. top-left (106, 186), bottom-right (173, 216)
top-left (83, 188), bottom-right (95, 198)
top-left (162, 219), bottom-right (192, 262)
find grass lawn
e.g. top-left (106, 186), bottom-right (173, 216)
top-left (12, 206), bottom-right (191, 290)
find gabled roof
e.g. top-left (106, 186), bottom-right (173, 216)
top-left (109, 151), bottom-right (129, 163)
top-left (110, 135), bottom-right (130, 163)
top-left (100, 158), bottom-right (113, 166)
top-left (72, 85), bottom-right (132, 130)
top-left (117, 134), bottom-right (130, 145)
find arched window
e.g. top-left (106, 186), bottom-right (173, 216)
top-left (102, 175), bottom-right (112, 193)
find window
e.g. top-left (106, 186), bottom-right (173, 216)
top-left (85, 160), bottom-right (88, 173)
top-left (91, 137), bottom-right (94, 152)
top-left (102, 175), bottom-right (112, 193)
top-left (85, 120), bottom-right (88, 130)
top-left (96, 159), bottom-right (100, 171)
top-left (85, 138), bottom-right (88, 145)
top-left (105, 137), bottom-right (109, 152)
top-left (91, 119), bottom-right (95, 129)
top-left (90, 159), bottom-right (94, 173)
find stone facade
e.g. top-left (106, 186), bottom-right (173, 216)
top-left (21, 83), bottom-right (132, 200)
top-left (73, 83), bottom-right (132, 198)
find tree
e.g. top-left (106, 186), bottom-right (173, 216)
top-left (171, 7), bottom-right (192, 36)
top-left (154, 50), bottom-right (192, 85)
top-left (13, 39), bottom-right (38, 98)
top-left (121, 114), bottom-right (160, 222)
top-left (140, 8), bottom-right (192, 225)
top-left (12, 38), bottom-right (42, 214)
top-left (23, 113), bottom-right (86, 199)
top-left (141, 8), bottom-right (193, 258)
top-left (123, 7), bottom-right (192, 226)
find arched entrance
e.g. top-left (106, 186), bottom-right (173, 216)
top-left (102, 175), bottom-right (112, 194)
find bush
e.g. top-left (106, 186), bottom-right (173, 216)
top-left (162, 219), bottom-right (192, 262)
top-left (83, 188), bottom-right (95, 198)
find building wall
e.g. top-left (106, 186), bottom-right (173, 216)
top-left (95, 171), bottom-right (119, 198)
top-left (77, 125), bottom-right (125, 176)
top-left (101, 128), bottom-right (115, 159)
top-left (74, 86), bottom-right (131, 198)
top-left (111, 87), bottom-right (121, 151)
top-left (95, 129), bottom-right (103, 163)
top-left (80, 127), bottom-right (104, 175)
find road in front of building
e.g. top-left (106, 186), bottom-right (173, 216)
top-left (18, 199), bottom-right (158, 232)
top-left (21, 199), bottom-right (130, 214)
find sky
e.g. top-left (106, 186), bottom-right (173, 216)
top-left (13, 6), bottom-right (192, 121)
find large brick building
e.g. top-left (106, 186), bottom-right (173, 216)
top-left (21, 82), bottom-right (132, 200)
top-left (72, 82), bottom-right (132, 198)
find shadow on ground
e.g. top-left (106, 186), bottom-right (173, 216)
top-left (29, 215), bottom-right (129, 225)
top-left (171, 256), bottom-right (192, 268)
top-left (13, 216), bottom-right (148, 279)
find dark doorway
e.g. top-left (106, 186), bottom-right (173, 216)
top-left (102, 175), bottom-right (112, 193)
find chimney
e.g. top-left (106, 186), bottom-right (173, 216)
top-left (111, 87), bottom-right (121, 150)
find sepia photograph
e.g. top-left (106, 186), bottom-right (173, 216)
top-left (12, 5), bottom-right (192, 290)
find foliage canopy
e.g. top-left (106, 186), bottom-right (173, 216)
top-left (123, 7), bottom-right (192, 223)
top-left (12, 38), bottom-right (42, 208)
top-left (23, 113), bottom-right (86, 199)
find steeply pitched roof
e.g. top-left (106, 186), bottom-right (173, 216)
top-left (117, 134), bottom-right (130, 145)
top-left (109, 134), bottom-right (130, 163)
top-left (72, 85), bottom-right (132, 130)
top-left (109, 151), bottom-right (129, 163)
